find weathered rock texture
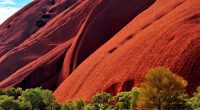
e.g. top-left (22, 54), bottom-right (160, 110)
top-left (54, 0), bottom-right (200, 103)
top-left (0, 0), bottom-right (154, 90)
top-left (0, 0), bottom-right (200, 104)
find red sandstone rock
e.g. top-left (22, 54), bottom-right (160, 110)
top-left (0, 0), bottom-right (77, 57)
top-left (1, 0), bottom-right (200, 105)
top-left (0, 0), bottom-right (98, 89)
top-left (59, 0), bottom-right (155, 82)
top-left (0, 0), bottom-right (153, 90)
top-left (54, 0), bottom-right (200, 103)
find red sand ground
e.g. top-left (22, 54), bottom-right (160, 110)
top-left (54, 0), bottom-right (200, 103)
top-left (0, 0), bottom-right (154, 90)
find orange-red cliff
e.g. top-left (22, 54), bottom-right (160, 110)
top-left (54, 0), bottom-right (200, 103)
top-left (0, 0), bottom-right (154, 90)
top-left (0, 0), bottom-right (200, 104)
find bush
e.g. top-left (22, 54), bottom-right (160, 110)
top-left (190, 86), bottom-right (200, 109)
top-left (137, 67), bottom-right (190, 110)
top-left (19, 87), bottom-right (60, 110)
top-left (0, 87), bottom-right (60, 110)
top-left (83, 104), bottom-right (95, 110)
top-left (91, 92), bottom-right (113, 109)
top-left (61, 101), bottom-right (77, 110)
top-left (0, 66), bottom-right (199, 110)
top-left (112, 88), bottom-right (139, 110)
top-left (6, 88), bottom-right (16, 97)
top-left (61, 100), bottom-right (88, 110)
top-left (0, 95), bottom-right (21, 110)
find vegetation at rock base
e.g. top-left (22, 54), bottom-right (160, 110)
top-left (190, 86), bottom-right (200, 109)
top-left (0, 67), bottom-right (200, 109)
top-left (137, 67), bottom-right (190, 110)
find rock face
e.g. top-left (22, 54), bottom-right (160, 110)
top-left (59, 0), bottom-right (155, 82)
top-left (1, 0), bottom-right (200, 104)
top-left (0, 0), bottom-right (154, 90)
top-left (0, 0), bottom-right (77, 57)
top-left (54, 0), bottom-right (200, 103)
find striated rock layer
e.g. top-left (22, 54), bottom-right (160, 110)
top-left (0, 0), bottom-right (154, 90)
top-left (54, 0), bottom-right (200, 103)
top-left (0, 0), bottom-right (77, 57)
top-left (1, 0), bottom-right (200, 104)
top-left (59, 0), bottom-right (155, 82)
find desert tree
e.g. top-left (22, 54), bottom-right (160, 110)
top-left (137, 67), bottom-right (190, 110)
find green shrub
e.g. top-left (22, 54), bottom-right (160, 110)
top-left (19, 88), bottom-right (45, 109)
top-left (130, 88), bottom-right (139, 110)
top-left (41, 89), bottom-right (61, 110)
top-left (61, 100), bottom-right (88, 110)
top-left (5, 87), bottom-right (23, 100)
top-left (91, 92), bottom-right (113, 109)
top-left (137, 67), bottom-right (190, 110)
top-left (0, 95), bottom-right (21, 110)
top-left (61, 101), bottom-right (78, 110)
top-left (83, 104), bottom-right (95, 110)
top-left (76, 100), bottom-right (87, 110)
top-left (19, 87), bottom-right (60, 110)
top-left (6, 88), bottom-right (16, 97)
top-left (113, 88), bottom-right (139, 110)
top-left (190, 86), bottom-right (200, 109)
top-left (99, 104), bottom-right (112, 110)
top-left (0, 66), bottom-right (198, 110)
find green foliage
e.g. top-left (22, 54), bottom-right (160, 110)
top-left (15, 88), bottom-right (23, 97)
top-left (61, 101), bottom-right (78, 110)
top-left (130, 88), bottom-right (139, 110)
top-left (5, 87), bottom-right (23, 100)
top-left (41, 89), bottom-right (61, 110)
top-left (137, 67), bottom-right (190, 110)
top-left (83, 104), bottom-right (95, 110)
top-left (61, 100), bottom-right (88, 110)
top-left (89, 88), bottom-right (139, 110)
top-left (0, 66), bottom-right (200, 110)
top-left (0, 87), bottom-right (60, 110)
top-left (116, 92), bottom-right (131, 109)
top-left (113, 88), bottom-right (139, 110)
top-left (6, 88), bottom-right (16, 97)
top-left (99, 104), bottom-right (112, 110)
top-left (0, 95), bottom-right (21, 110)
top-left (19, 87), bottom-right (60, 110)
top-left (76, 100), bottom-right (87, 109)
top-left (91, 92), bottom-right (113, 109)
top-left (190, 86), bottom-right (200, 109)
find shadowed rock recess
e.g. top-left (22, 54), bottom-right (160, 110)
top-left (0, 0), bottom-right (199, 104)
